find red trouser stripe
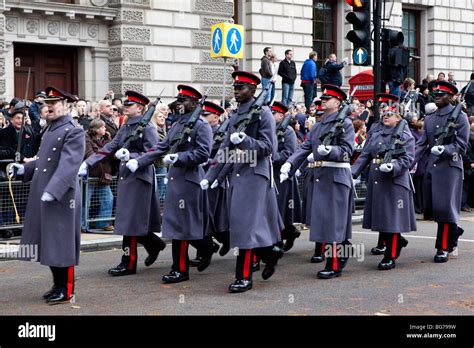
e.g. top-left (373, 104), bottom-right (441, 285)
top-left (243, 250), bottom-right (251, 279)
top-left (253, 253), bottom-right (258, 263)
top-left (442, 223), bottom-right (449, 250)
top-left (321, 242), bottom-right (325, 255)
top-left (66, 266), bottom-right (74, 298)
top-left (128, 237), bottom-right (137, 270)
top-left (180, 241), bottom-right (188, 272)
top-left (332, 243), bottom-right (338, 271)
top-left (391, 234), bottom-right (398, 259)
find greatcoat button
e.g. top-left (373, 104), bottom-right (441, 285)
top-left (43, 169), bottom-right (47, 173)
top-left (47, 158), bottom-right (51, 162)
top-left (375, 181), bottom-right (378, 184)
top-left (53, 148), bottom-right (57, 151)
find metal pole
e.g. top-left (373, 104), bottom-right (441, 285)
top-left (222, 57), bottom-right (227, 108)
top-left (373, 0), bottom-right (382, 121)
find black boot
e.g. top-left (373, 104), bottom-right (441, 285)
top-left (283, 226), bottom-right (301, 252)
top-left (311, 242), bottom-right (326, 263)
top-left (261, 246), bottom-right (284, 280)
top-left (434, 249), bottom-right (449, 263)
top-left (46, 266), bottom-right (75, 305)
top-left (229, 279), bottom-right (253, 293)
top-left (162, 270), bottom-right (189, 283)
top-left (370, 233), bottom-right (386, 255)
top-left (109, 236), bottom-right (137, 276)
top-left (317, 244), bottom-right (342, 279)
top-left (378, 258), bottom-right (396, 270)
top-left (142, 232), bottom-right (166, 267)
top-left (43, 268), bottom-right (59, 300)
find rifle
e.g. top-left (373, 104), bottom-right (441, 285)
top-left (377, 118), bottom-right (408, 163)
top-left (121, 87), bottom-right (165, 150)
top-left (232, 84), bottom-right (270, 134)
top-left (15, 68), bottom-right (31, 163)
top-left (434, 80), bottom-right (471, 146)
top-left (319, 86), bottom-right (358, 146)
top-left (276, 114), bottom-right (292, 143)
top-left (401, 88), bottom-right (419, 120)
top-left (168, 88), bottom-right (210, 154)
top-left (212, 117), bottom-right (230, 153)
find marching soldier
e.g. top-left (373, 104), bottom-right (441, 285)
top-left (190, 101), bottom-right (230, 268)
top-left (9, 87), bottom-right (85, 304)
top-left (413, 81), bottom-right (469, 262)
top-left (281, 85), bottom-right (355, 279)
top-left (272, 101), bottom-right (302, 251)
top-left (365, 93), bottom-right (401, 256)
top-left (201, 71), bottom-right (284, 293)
top-left (79, 91), bottom-right (166, 276)
top-left (352, 108), bottom-right (416, 270)
top-left (126, 85), bottom-right (216, 283)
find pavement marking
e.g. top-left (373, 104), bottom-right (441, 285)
top-left (353, 230), bottom-right (474, 243)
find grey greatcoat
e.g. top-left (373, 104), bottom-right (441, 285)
top-left (205, 125), bottom-right (229, 234)
top-left (136, 112), bottom-right (212, 240)
top-left (273, 125), bottom-right (302, 227)
top-left (352, 124), bottom-right (417, 233)
top-left (86, 116), bottom-right (161, 236)
top-left (287, 111), bottom-right (355, 243)
top-left (20, 115), bottom-right (85, 267)
top-left (205, 98), bottom-right (283, 249)
top-left (414, 103), bottom-right (470, 223)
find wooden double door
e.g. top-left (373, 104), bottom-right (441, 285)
top-left (14, 43), bottom-right (78, 99)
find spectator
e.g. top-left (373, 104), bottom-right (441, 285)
top-left (99, 99), bottom-right (118, 140)
top-left (448, 72), bottom-right (457, 86)
top-left (83, 118), bottom-right (114, 232)
top-left (5, 98), bottom-right (21, 120)
top-left (461, 122), bottom-right (474, 211)
top-left (292, 103), bottom-right (307, 140)
top-left (31, 104), bottom-right (49, 154)
top-left (301, 51), bottom-right (318, 111)
top-left (89, 102), bottom-right (100, 120)
top-left (460, 73), bottom-right (474, 115)
top-left (278, 49), bottom-right (297, 106)
top-left (75, 99), bottom-right (91, 130)
top-left (418, 84), bottom-right (433, 117)
top-left (268, 53), bottom-right (278, 104)
top-left (259, 47), bottom-right (273, 104)
top-left (321, 53), bottom-right (348, 88)
top-left (437, 72), bottom-right (445, 81)
top-left (422, 73), bottom-right (436, 92)
top-left (289, 118), bottom-right (304, 145)
top-left (27, 91), bottom-right (46, 122)
top-left (151, 105), bottom-right (169, 200)
top-left (112, 97), bottom-right (123, 109)
top-left (0, 113), bottom-right (9, 129)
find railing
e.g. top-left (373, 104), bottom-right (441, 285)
top-left (0, 169), bottom-right (368, 238)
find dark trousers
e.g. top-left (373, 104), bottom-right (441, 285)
top-left (121, 232), bottom-right (166, 271)
top-left (314, 242), bottom-right (326, 256)
top-left (379, 232), bottom-right (407, 260)
top-left (412, 174), bottom-right (424, 214)
top-left (302, 82), bottom-right (315, 111)
top-left (196, 232), bottom-right (229, 258)
top-left (235, 246), bottom-right (275, 280)
top-left (50, 266), bottom-right (75, 298)
top-left (436, 222), bottom-right (462, 251)
top-left (173, 237), bottom-right (214, 273)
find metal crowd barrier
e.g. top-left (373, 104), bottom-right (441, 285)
top-left (0, 171), bottom-right (368, 238)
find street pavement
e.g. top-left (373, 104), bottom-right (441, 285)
top-left (0, 212), bottom-right (473, 316)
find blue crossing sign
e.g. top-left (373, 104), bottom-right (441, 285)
top-left (353, 47), bottom-right (368, 65)
top-left (212, 27), bottom-right (223, 55)
top-left (226, 28), bottom-right (242, 55)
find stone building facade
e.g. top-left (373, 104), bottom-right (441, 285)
top-left (0, 0), bottom-right (472, 103)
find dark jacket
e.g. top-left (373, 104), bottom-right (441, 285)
top-left (84, 132), bottom-right (112, 178)
top-left (259, 56), bottom-right (273, 79)
top-left (100, 113), bottom-right (119, 139)
top-left (28, 101), bottom-right (42, 122)
top-left (0, 124), bottom-right (37, 162)
top-left (278, 59), bottom-right (297, 84)
top-left (324, 60), bottom-right (346, 87)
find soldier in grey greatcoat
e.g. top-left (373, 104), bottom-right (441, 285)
top-left (9, 86), bottom-right (85, 305)
top-left (352, 109), bottom-right (416, 270)
top-left (79, 91), bottom-right (166, 277)
top-left (281, 85), bottom-right (354, 279)
top-left (127, 85), bottom-right (216, 284)
top-left (201, 71), bottom-right (284, 293)
top-left (272, 101), bottom-right (302, 252)
top-left (413, 81), bottom-right (469, 262)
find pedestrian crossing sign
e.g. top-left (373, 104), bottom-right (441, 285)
top-left (210, 22), bottom-right (244, 59)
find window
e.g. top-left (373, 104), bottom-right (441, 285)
top-left (312, 0), bottom-right (337, 69)
top-left (402, 10), bottom-right (420, 82)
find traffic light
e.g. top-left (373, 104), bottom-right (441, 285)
top-left (381, 29), bottom-right (409, 84)
top-left (346, 0), bottom-right (371, 66)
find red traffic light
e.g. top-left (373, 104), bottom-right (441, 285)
top-left (346, 0), bottom-right (364, 7)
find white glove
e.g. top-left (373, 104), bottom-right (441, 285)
top-left (78, 161), bottom-right (88, 177)
top-left (379, 163), bottom-right (393, 173)
top-left (126, 159), bottom-right (139, 173)
top-left (41, 192), bottom-right (55, 202)
top-left (210, 180), bottom-right (219, 189)
top-left (164, 154), bottom-right (179, 165)
top-left (200, 179), bottom-right (209, 190)
top-left (164, 177), bottom-right (168, 185)
top-left (307, 153), bottom-right (315, 163)
top-left (317, 145), bottom-right (332, 156)
top-left (431, 145), bottom-right (445, 156)
top-left (295, 169), bottom-right (302, 178)
top-left (7, 163), bottom-right (25, 176)
top-left (280, 173), bottom-right (289, 183)
top-left (280, 162), bottom-right (291, 175)
top-left (230, 132), bottom-right (246, 145)
top-left (115, 148), bottom-right (130, 161)
top-left (343, 57), bottom-right (349, 64)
